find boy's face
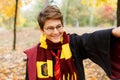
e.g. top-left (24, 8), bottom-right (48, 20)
top-left (41, 19), bottom-right (64, 43)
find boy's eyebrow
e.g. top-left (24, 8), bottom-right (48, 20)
top-left (45, 26), bottom-right (54, 28)
top-left (57, 23), bottom-right (62, 25)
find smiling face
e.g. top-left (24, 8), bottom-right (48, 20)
top-left (41, 19), bottom-right (64, 43)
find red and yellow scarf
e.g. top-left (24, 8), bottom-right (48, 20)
top-left (36, 32), bottom-right (78, 80)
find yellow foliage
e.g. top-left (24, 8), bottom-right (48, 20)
top-left (0, 0), bottom-right (22, 20)
top-left (0, 0), bottom-right (15, 19)
top-left (2, 6), bottom-right (15, 20)
top-left (81, 0), bottom-right (86, 5)
top-left (81, 0), bottom-right (117, 9)
top-left (0, 0), bottom-right (27, 28)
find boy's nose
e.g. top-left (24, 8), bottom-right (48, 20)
top-left (52, 28), bottom-right (59, 33)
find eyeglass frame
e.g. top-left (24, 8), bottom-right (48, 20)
top-left (44, 25), bottom-right (63, 32)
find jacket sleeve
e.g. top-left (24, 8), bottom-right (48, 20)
top-left (70, 28), bottom-right (112, 78)
top-left (81, 29), bottom-right (112, 77)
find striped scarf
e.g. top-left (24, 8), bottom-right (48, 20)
top-left (36, 32), bottom-right (78, 80)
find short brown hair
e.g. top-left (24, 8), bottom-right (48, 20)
top-left (37, 5), bottom-right (63, 30)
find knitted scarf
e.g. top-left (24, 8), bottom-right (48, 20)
top-left (36, 32), bottom-right (78, 80)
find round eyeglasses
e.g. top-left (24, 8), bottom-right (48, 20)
top-left (44, 25), bottom-right (63, 32)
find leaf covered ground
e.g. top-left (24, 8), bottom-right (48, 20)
top-left (0, 27), bottom-right (111, 80)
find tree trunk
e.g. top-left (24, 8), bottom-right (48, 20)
top-left (117, 0), bottom-right (120, 27)
top-left (13, 0), bottom-right (18, 50)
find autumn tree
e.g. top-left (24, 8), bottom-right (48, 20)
top-left (13, 0), bottom-right (18, 50)
top-left (61, 0), bottom-right (117, 27)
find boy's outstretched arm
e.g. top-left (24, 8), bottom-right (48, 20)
top-left (112, 27), bottom-right (120, 37)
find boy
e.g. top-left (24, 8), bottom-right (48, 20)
top-left (24, 5), bottom-right (120, 80)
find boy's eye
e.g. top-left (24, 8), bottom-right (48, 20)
top-left (47, 27), bottom-right (54, 30)
top-left (56, 25), bottom-right (62, 29)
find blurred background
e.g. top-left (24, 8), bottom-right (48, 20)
top-left (0, 0), bottom-right (118, 80)
top-left (0, 0), bottom-right (117, 28)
